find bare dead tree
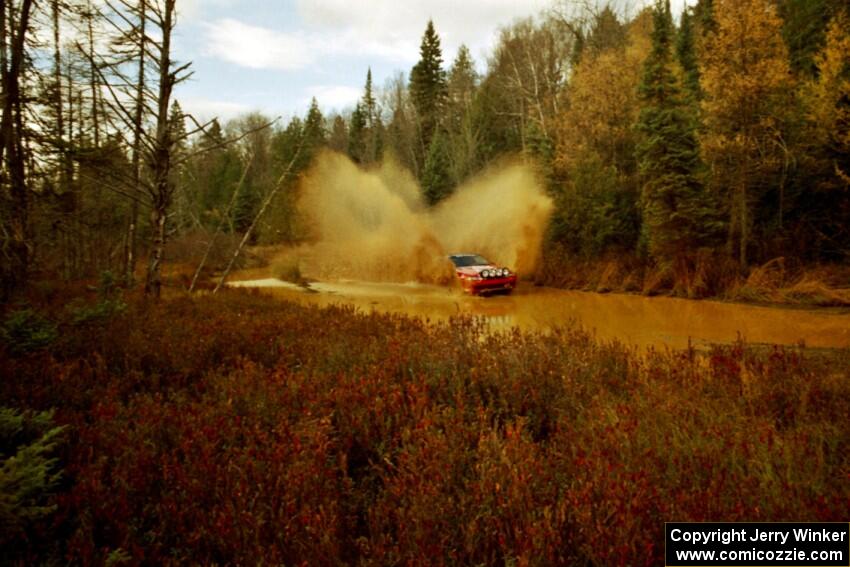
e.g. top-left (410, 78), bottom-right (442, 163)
top-left (0, 0), bottom-right (36, 297)
top-left (83, 0), bottom-right (275, 297)
top-left (120, 0), bottom-right (146, 287)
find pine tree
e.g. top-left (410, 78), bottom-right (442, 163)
top-left (347, 103), bottom-right (367, 164)
top-left (422, 127), bottom-right (452, 205)
top-left (448, 45), bottom-right (477, 115)
top-left (168, 100), bottom-right (190, 230)
top-left (359, 68), bottom-right (383, 164)
top-left (778, 0), bottom-right (844, 78)
top-left (168, 100), bottom-right (187, 153)
top-left (446, 45), bottom-right (479, 184)
top-left (303, 97), bottom-right (326, 158)
top-left (636, 0), bottom-right (720, 263)
top-left (328, 115), bottom-right (348, 153)
top-left (676, 9), bottom-right (701, 104)
top-left (693, 0), bottom-right (715, 33)
top-left (410, 20), bottom-right (448, 157)
top-left (586, 6), bottom-right (626, 54)
top-left (363, 68), bottom-right (377, 128)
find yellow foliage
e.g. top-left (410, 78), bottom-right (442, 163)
top-left (698, 0), bottom-right (793, 268)
top-left (699, 0), bottom-right (793, 165)
top-left (554, 17), bottom-right (651, 175)
top-left (804, 11), bottom-right (850, 188)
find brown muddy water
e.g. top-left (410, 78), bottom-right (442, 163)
top-left (227, 279), bottom-right (850, 350)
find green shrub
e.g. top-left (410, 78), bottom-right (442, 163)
top-left (69, 271), bottom-right (128, 325)
top-left (0, 407), bottom-right (65, 547)
top-left (0, 308), bottom-right (58, 355)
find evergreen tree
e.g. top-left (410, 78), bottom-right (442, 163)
top-left (422, 127), bottom-right (453, 205)
top-left (272, 116), bottom-right (304, 171)
top-left (266, 116), bottom-right (305, 242)
top-left (693, 0), bottom-right (716, 33)
top-left (676, 9), bottom-right (701, 104)
top-left (586, 6), bottom-right (627, 54)
top-left (167, 101), bottom-right (190, 229)
top-left (778, 0), bottom-right (843, 78)
top-left (363, 68), bottom-right (377, 128)
top-left (448, 45), bottom-right (478, 115)
top-left (192, 119), bottom-right (241, 225)
top-left (446, 45), bottom-right (480, 184)
top-left (328, 115), bottom-right (348, 153)
top-left (303, 97), bottom-right (326, 160)
top-left (347, 103), bottom-right (367, 164)
top-left (201, 119), bottom-right (225, 150)
top-left (636, 0), bottom-right (720, 263)
top-left (410, 20), bottom-right (448, 157)
top-left (168, 100), bottom-right (187, 152)
top-left (359, 69), bottom-right (383, 164)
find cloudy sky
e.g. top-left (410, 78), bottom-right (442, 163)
top-left (171, 0), bottom-right (692, 123)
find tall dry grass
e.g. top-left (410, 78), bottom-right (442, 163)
top-left (538, 246), bottom-right (850, 306)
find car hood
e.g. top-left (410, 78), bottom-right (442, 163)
top-left (456, 264), bottom-right (499, 277)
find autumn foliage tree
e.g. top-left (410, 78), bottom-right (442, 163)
top-left (804, 11), bottom-right (850, 190)
top-left (699, 0), bottom-right (794, 270)
top-left (552, 11), bottom-right (651, 255)
top-left (797, 10), bottom-right (850, 258)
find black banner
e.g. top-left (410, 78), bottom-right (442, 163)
top-left (666, 522), bottom-right (849, 566)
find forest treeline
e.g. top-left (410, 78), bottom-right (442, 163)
top-left (1, 0), bottom-right (848, 298)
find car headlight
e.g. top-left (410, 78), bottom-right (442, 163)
top-left (500, 268), bottom-right (508, 277)
top-left (482, 270), bottom-right (491, 278)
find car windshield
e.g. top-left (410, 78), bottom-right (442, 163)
top-left (450, 254), bottom-right (490, 267)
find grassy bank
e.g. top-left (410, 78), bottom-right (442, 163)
top-left (536, 246), bottom-right (850, 307)
top-left (2, 288), bottom-right (848, 565)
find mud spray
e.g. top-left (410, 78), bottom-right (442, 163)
top-left (293, 150), bottom-right (553, 285)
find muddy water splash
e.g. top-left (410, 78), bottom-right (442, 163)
top-left (295, 151), bottom-right (553, 284)
top-left (433, 164), bottom-right (553, 275)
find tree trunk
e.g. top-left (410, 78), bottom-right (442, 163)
top-left (143, 0), bottom-right (176, 298)
top-left (738, 182), bottom-right (748, 272)
top-left (144, 201), bottom-right (167, 296)
top-left (125, 0), bottom-right (147, 287)
top-left (86, 1), bottom-right (100, 148)
top-left (1, 0), bottom-right (35, 297)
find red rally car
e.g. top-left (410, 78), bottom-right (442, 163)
top-left (449, 253), bottom-right (517, 296)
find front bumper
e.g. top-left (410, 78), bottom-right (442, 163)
top-left (462, 276), bottom-right (517, 294)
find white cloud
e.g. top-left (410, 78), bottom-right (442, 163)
top-left (179, 96), bottom-right (252, 122)
top-left (200, 0), bottom-right (553, 72)
top-left (177, 0), bottom-right (240, 19)
top-left (305, 85), bottom-right (362, 112)
top-left (293, 0), bottom-right (699, 64)
top-left (202, 18), bottom-right (315, 70)
top-left (295, 0), bottom-right (552, 63)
